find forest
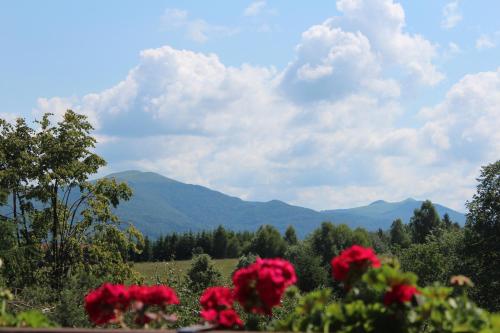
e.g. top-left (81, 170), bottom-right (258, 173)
top-left (0, 111), bottom-right (499, 332)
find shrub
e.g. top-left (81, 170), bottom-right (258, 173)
top-left (186, 254), bottom-right (223, 292)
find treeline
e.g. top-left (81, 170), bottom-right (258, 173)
top-left (132, 200), bottom-right (471, 297)
top-left (132, 200), bottom-right (460, 263)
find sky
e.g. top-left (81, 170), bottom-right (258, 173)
top-left (1, 0), bottom-right (499, 211)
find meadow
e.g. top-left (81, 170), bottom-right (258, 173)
top-left (133, 258), bottom-right (239, 284)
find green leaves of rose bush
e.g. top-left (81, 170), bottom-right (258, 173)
top-left (274, 257), bottom-right (500, 333)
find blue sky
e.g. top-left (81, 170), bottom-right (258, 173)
top-left (1, 0), bottom-right (499, 211)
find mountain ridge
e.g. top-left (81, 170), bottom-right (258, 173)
top-left (103, 170), bottom-right (466, 238)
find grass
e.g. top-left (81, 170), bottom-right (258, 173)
top-left (133, 258), bottom-right (239, 284)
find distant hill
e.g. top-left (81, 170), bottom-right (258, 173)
top-left (321, 198), bottom-right (465, 231)
top-left (104, 170), bottom-right (465, 238)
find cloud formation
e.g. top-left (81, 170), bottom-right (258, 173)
top-left (162, 8), bottom-right (238, 43)
top-left (476, 34), bottom-right (496, 50)
top-left (33, 0), bottom-right (498, 211)
top-left (441, 1), bottom-right (462, 29)
top-left (244, 1), bottom-right (267, 17)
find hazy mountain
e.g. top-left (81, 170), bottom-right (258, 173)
top-left (104, 170), bottom-right (466, 238)
top-left (321, 198), bottom-right (465, 231)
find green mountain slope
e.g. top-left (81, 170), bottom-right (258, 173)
top-left (105, 170), bottom-right (466, 238)
top-left (321, 198), bottom-right (465, 231)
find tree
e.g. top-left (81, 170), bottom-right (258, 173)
top-left (389, 219), bottom-right (411, 248)
top-left (226, 236), bottom-right (241, 258)
top-left (0, 111), bottom-right (143, 290)
top-left (249, 225), bottom-right (287, 258)
top-left (352, 228), bottom-right (371, 247)
top-left (0, 118), bottom-right (36, 244)
top-left (284, 225), bottom-right (298, 245)
top-left (399, 229), bottom-right (464, 286)
top-left (140, 236), bottom-right (153, 262)
top-left (212, 225), bottom-right (228, 259)
top-left (186, 254), bottom-right (222, 292)
top-left (309, 222), bottom-right (356, 264)
top-left (463, 160), bottom-right (500, 311)
top-left (408, 200), bottom-right (442, 243)
top-left (285, 244), bottom-right (327, 292)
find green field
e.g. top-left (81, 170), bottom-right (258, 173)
top-left (133, 258), bottom-right (239, 284)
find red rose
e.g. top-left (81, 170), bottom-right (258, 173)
top-left (218, 309), bottom-right (243, 328)
top-left (383, 284), bottom-right (419, 306)
top-left (233, 258), bottom-right (297, 315)
top-left (129, 285), bottom-right (179, 306)
top-left (232, 265), bottom-right (259, 308)
top-left (200, 308), bottom-right (218, 322)
top-left (331, 245), bottom-right (381, 282)
top-left (200, 287), bottom-right (234, 310)
top-left (199, 286), bottom-right (242, 328)
top-left (84, 283), bottom-right (130, 325)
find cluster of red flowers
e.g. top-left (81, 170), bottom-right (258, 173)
top-left (199, 287), bottom-right (243, 328)
top-left (84, 283), bottom-right (179, 325)
top-left (232, 258), bottom-right (297, 315)
top-left (330, 245), bottom-right (420, 306)
top-left (84, 284), bottom-right (130, 325)
top-left (331, 245), bottom-right (381, 283)
top-left (383, 284), bottom-right (420, 306)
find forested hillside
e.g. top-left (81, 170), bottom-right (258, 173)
top-left (104, 170), bottom-right (465, 237)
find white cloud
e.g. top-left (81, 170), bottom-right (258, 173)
top-left (162, 8), bottom-right (238, 43)
top-left (476, 34), bottom-right (496, 50)
top-left (244, 0), bottom-right (267, 16)
top-left (441, 1), bottom-right (462, 29)
top-left (333, 0), bottom-right (443, 85)
top-left (448, 42), bottom-right (461, 54)
top-left (419, 68), bottom-right (500, 163)
top-left (280, 0), bottom-right (443, 98)
top-left (31, 1), bottom-right (497, 212)
top-left (280, 25), bottom-right (400, 102)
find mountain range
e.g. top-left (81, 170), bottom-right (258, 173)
top-left (106, 170), bottom-right (466, 238)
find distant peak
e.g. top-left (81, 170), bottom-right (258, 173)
top-left (369, 200), bottom-right (387, 205)
top-left (104, 170), bottom-right (177, 182)
top-left (403, 197), bottom-right (417, 202)
top-left (106, 170), bottom-right (143, 177)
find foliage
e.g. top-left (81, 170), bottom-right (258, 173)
top-left (284, 225), bottom-right (298, 245)
top-left (399, 229), bottom-right (464, 286)
top-left (186, 254), bottom-right (222, 292)
top-left (308, 222), bottom-right (370, 265)
top-left (463, 160), bottom-right (500, 311)
top-left (275, 245), bottom-right (500, 333)
top-left (248, 225), bottom-right (288, 258)
top-left (390, 218), bottom-right (411, 249)
top-left (0, 111), bottom-right (143, 291)
top-left (285, 244), bottom-right (328, 292)
top-left (0, 260), bottom-right (53, 328)
top-left (408, 200), bottom-right (442, 244)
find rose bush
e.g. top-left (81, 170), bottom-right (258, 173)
top-left (276, 245), bottom-right (500, 333)
top-left (84, 284), bottom-right (179, 328)
top-left (232, 258), bottom-right (297, 315)
top-left (83, 248), bottom-right (500, 332)
top-left (199, 287), bottom-right (243, 329)
top-left (331, 245), bottom-right (381, 286)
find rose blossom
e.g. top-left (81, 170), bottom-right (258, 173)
top-left (218, 309), bottom-right (243, 328)
top-left (331, 245), bottom-right (381, 282)
top-left (129, 285), bottom-right (179, 306)
top-left (200, 286), bottom-right (234, 310)
top-left (233, 258), bottom-right (297, 315)
top-left (84, 283), bottom-right (130, 325)
top-left (383, 284), bottom-right (419, 306)
top-left (199, 286), bottom-right (242, 328)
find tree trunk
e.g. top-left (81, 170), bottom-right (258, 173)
top-left (52, 183), bottom-right (60, 289)
top-left (12, 190), bottom-right (20, 244)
